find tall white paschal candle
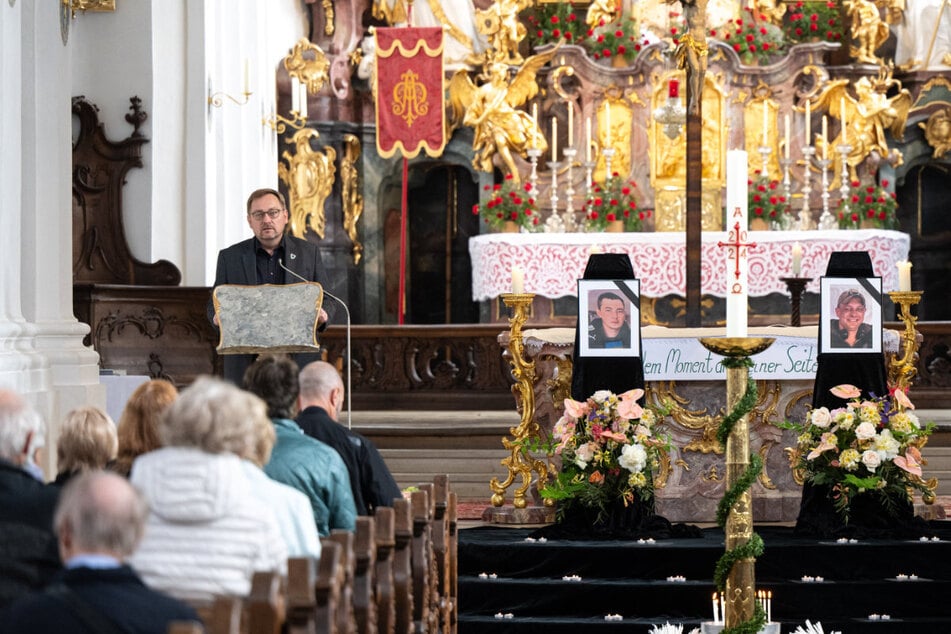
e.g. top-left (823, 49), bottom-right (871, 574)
top-left (725, 150), bottom-right (749, 337)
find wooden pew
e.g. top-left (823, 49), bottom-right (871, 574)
top-left (326, 531), bottom-right (356, 634)
top-left (315, 541), bottom-right (343, 634)
top-left (353, 516), bottom-right (377, 634)
top-left (286, 557), bottom-right (318, 634)
top-left (392, 498), bottom-right (414, 634)
top-left (373, 507), bottom-right (396, 634)
top-left (446, 492), bottom-right (458, 634)
top-left (410, 487), bottom-right (434, 634)
top-left (172, 570), bottom-right (283, 634)
top-left (431, 476), bottom-right (450, 634)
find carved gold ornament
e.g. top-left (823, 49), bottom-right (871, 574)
top-left (284, 38), bottom-right (330, 96)
top-left (340, 134), bottom-right (365, 265)
top-left (920, 108), bottom-right (951, 159)
top-left (278, 129), bottom-right (336, 240)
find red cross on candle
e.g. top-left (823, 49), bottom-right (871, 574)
top-left (717, 221), bottom-right (758, 281)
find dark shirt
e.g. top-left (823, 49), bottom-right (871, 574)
top-left (254, 238), bottom-right (286, 285)
top-left (588, 318), bottom-right (632, 349)
top-left (0, 460), bottom-right (61, 608)
top-left (1, 565), bottom-right (198, 634)
top-left (829, 319), bottom-right (874, 349)
top-left (296, 406), bottom-right (402, 515)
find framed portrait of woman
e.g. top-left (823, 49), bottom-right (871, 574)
top-left (819, 277), bottom-right (882, 354)
top-left (578, 279), bottom-right (640, 358)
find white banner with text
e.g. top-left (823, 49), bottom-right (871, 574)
top-left (642, 336), bottom-right (818, 381)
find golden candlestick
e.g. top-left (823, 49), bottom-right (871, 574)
top-left (887, 290), bottom-right (923, 393)
top-left (489, 293), bottom-right (551, 510)
top-left (700, 337), bottom-right (774, 630)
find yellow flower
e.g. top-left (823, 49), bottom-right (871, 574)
top-left (839, 448), bottom-right (861, 471)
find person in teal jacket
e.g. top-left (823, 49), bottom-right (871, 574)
top-left (243, 354), bottom-right (356, 536)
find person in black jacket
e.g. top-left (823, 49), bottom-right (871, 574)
top-left (2, 470), bottom-right (198, 633)
top-left (0, 389), bottom-right (60, 608)
top-left (296, 361), bottom-right (402, 515)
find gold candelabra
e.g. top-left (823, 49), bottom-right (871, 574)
top-left (489, 293), bottom-right (552, 510)
top-left (887, 290), bottom-right (923, 393)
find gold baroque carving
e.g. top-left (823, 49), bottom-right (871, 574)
top-left (322, 0), bottom-right (334, 36)
top-left (66, 0), bottom-right (115, 17)
top-left (278, 128), bottom-right (336, 240)
top-left (284, 38), bottom-right (330, 95)
top-left (340, 134), bottom-right (364, 264)
top-left (756, 443), bottom-right (776, 490)
top-left (920, 108), bottom-right (951, 159)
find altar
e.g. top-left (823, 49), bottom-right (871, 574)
top-left (470, 229), bottom-right (910, 301)
top-left (502, 324), bottom-right (897, 522)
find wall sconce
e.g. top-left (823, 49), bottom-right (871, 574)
top-left (208, 59), bottom-right (252, 108)
top-left (264, 78), bottom-right (308, 133)
top-left (262, 38), bottom-right (329, 132)
top-left (63, 0), bottom-right (116, 19)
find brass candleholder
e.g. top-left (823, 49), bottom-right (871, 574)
top-left (779, 277), bottom-right (813, 327)
top-left (489, 293), bottom-right (551, 510)
top-left (700, 336), bottom-right (774, 630)
top-left (887, 290), bottom-right (923, 393)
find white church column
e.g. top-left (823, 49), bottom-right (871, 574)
top-left (18, 0), bottom-right (104, 474)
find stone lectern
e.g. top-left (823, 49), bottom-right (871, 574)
top-left (212, 282), bottom-right (324, 354)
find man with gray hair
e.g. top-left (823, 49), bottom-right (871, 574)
top-left (2, 471), bottom-right (198, 632)
top-left (297, 361), bottom-right (402, 515)
top-left (0, 389), bottom-right (61, 607)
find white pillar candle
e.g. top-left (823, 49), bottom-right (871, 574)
top-left (551, 117), bottom-right (558, 162)
top-left (712, 593), bottom-right (720, 625)
top-left (898, 260), bottom-right (912, 291)
top-left (243, 59), bottom-right (250, 94)
top-left (725, 150), bottom-right (749, 338)
top-left (291, 76), bottom-right (300, 114)
top-left (792, 241), bottom-right (803, 276)
top-left (767, 590), bottom-right (772, 623)
top-left (299, 81), bottom-right (308, 118)
top-left (821, 115), bottom-right (828, 160)
top-left (762, 100), bottom-right (768, 146)
top-left (568, 101), bottom-right (574, 143)
top-left (511, 266), bottom-right (525, 294)
top-left (531, 103), bottom-right (539, 150)
top-left (605, 102), bottom-right (611, 146)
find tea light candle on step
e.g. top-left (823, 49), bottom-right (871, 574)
top-left (897, 260), bottom-right (912, 291)
top-left (511, 266), bottom-right (525, 294)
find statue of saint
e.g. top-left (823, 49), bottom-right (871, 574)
top-left (847, 0), bottom-right (890, 64)
top-left (894, 0), bottom-right (951, 70)
top-left (371, 0), bottom-right (485, 69)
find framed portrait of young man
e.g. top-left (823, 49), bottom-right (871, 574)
top-left (578, 279), bottom-right (640, 358)
top-left (819, 277), bottom-right (883, 354)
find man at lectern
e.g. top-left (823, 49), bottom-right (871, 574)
top-left (208, 188), bottom-right (330, 384)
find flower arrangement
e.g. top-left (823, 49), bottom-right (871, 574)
top-left (522, 3), bottom-right (587, 49)
top-left (471, 173), bottom-right (539, 231)
top-left (540, 389), bottom-right (668, 523)
top-left (836, 178), bottom-right (899, 229)
top-left (748, 173), bottom-right (792, 229)
top-left (711, 8), bottom-right (786, 64)
top-left (783, 1), bottom-right (844, 44)
top-left (585, 173), bottom-right (649, 231)
top-left (787, 384), bottom-right (935, 521)
top-left (586, 13), bottom-right (646, 63)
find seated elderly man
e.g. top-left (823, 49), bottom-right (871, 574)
top-left (2, 471), bottom-right (198, 633)
top-left (243, 354), bottom-right (356, 536)
top-left (54, 406), bottom-right (118, 486)
top-left (129, 376), bottom-right (287, 601)
top-left (0, 389), bottom-right (60, 608)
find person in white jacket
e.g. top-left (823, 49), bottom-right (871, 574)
top-left (129, 377), bottom-right (287, 602)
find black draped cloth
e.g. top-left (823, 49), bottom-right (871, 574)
top-left (794, 252), bottom-right (927, 538)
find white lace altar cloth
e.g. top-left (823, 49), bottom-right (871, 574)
top-left (469, 230), bottom-right (910, 301)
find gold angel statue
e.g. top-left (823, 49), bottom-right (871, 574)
top-left (448, 48), bottom-right (558, 181)
top-left (812, 70), bottom-right (912, 186)
top-left (475, 0), bottom-right (531, 65)
top-left (587, 0), bottom-right (621, 28)
top-left (847, 0), bottom-right (890, 64)
top-left (278, 128), bottom-right (336, 240)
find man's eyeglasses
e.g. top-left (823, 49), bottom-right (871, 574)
top-left (249, 208), bottom-right (284, 221)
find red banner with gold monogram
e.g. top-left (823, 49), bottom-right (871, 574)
top-left (374, 27), bottom-right (445, 159)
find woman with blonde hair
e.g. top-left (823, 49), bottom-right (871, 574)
top-left (55, 406), bottom-right (118, 485)
top-left (113, 379), bottom-right (177, 477)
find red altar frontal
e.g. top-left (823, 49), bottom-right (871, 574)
top-left (469, 229), bottom-right (910, 300)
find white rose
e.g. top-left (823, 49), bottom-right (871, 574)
top-left (809, 407), bottom-right (832, 429)
top-left (861, 449), bottom-right (882, 471)
top-left (855, 422), bottom-right (877, 441)
top-left (591, 390), bottom-right (613, 403)
top-left (873, 429), bottom-right (900, 460)
top-left (619, 443), bottom-right (648, 473)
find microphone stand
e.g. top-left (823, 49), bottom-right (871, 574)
top-left (279, 259), bottom-right (353, 429)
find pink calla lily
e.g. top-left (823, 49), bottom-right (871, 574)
top-left (893, 388), bottom-right (915, 410)
top-left (830, 384), bottom-right (862, 399)
top-left (564, 398), bottom-right (589, 419)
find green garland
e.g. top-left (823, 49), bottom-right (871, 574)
top-left (713, 358), bottom-right (768, 634)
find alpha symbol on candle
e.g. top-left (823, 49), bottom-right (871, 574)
top-left (718, 221), bottom-right (759, 281)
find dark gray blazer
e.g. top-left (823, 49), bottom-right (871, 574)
top-left (207, 234), bottom-right (328, 323)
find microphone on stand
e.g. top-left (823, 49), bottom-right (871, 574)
top-left (279, 258), bottom-right (353, 429)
